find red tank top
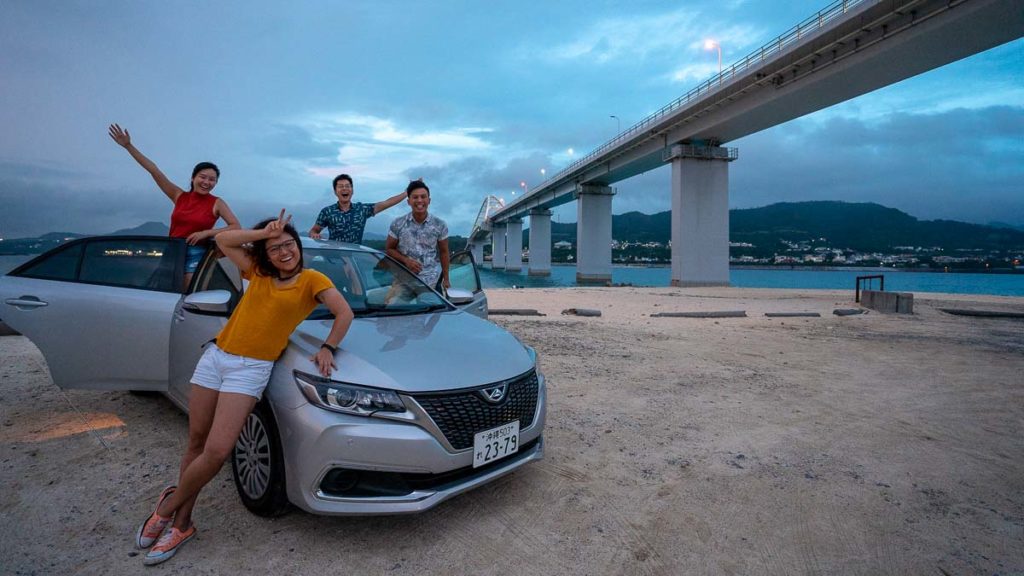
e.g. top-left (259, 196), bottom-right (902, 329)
top-left (169, 192), bottom-right (219, 239)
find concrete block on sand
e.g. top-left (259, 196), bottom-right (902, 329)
top-left (561, 308), bottom-right (601, 317)
top-left (651, 310), bottom-right (747, 318)
top-left (861, 289), bottom-right (914, 313)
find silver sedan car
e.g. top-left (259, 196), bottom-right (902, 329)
top-left (0, 235), bottom-right (546, 516)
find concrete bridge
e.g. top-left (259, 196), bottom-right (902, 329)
top-left (468, 0), bottom-right (1024, 285)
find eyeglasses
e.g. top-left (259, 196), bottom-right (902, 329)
top-left (267, 239), bottom-right (297, 256)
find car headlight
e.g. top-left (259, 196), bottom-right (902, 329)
top-left (510, 335), bottom-right (538, 365)
top-left (523, 344), bottom-right (540, 374)
top-left (293, 370), bottom-right (406, 416)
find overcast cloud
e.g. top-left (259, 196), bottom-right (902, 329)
top-left (0, 0), bottom-right (1021, 239)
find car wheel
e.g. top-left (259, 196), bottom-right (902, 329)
top-left (231, 400), bottom-right (290, 517)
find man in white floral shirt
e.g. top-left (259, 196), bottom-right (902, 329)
top-left (386, 180), bottom-right (450, 290)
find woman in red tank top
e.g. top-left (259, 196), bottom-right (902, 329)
top-left (109, 123), bottom-right (240, 285)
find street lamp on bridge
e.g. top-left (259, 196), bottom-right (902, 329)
top-left (704, 39), bottom-right (722, 83)
top-left (610, 115), bottom-right (620, 134)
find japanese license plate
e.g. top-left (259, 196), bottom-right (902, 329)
top-left (473, 421), bottom-right (520, 468)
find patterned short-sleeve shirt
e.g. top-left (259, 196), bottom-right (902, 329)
top-left (315, 202), bottom-right (376, 244)
top-left (388, 212), bottom-right (448, 287)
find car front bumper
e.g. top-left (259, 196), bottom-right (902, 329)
top-left (276, 374), bottom-right (547, 515)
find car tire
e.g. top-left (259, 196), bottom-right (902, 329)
top-left (231, 400), bottom-right (290, 517)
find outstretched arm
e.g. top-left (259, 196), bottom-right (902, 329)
top-left (373, 190), bottom-right (409, 215)
top-left (310, 287), bottom-right (354, 377)
top-left (108, 124), bottom-right (184, 203)
top-left (215, 209), bottom-right (291, 274)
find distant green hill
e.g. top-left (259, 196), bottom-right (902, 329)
top-left (731, 202), bottom-right (1024, 253)
top-left (109, 221), bottom-right (169, 236)
top-left (527, 201), bottom-right (1024, 254)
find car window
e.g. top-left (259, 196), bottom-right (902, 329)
top-left (449, 251), bottom-right (481, 294)
top-left (304, 248), bottom-right (449, 318)
top-left (12, 242), bottom-right (84, 281)
top-left (78, 238), bottom-right (184, 292)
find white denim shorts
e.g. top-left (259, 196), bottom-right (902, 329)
top-left (191, 344), bottom-right (274, 399)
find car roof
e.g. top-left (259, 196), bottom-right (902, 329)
top-left (301, 238), bottom-right (381, 254)
top-left (64, 234), bottom-right (383, 255)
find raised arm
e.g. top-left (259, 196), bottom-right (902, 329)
top-left (108, 124), bottom-right (184, 203)
top-left (215, 209), bottom-right (291, 274)
top-left (373, 189), bottom-right (409, 215)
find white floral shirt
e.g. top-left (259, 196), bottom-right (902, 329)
top-left (388, 212), bottom-right (448, 287)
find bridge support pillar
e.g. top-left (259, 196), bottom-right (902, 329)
top-left (505, 219), bottom-right (523, 272)
top-left (575, 184), bottom-right (615, 283)
top-left (528, 209), bottom-right (552, 276)
top-left (491, 224), bottom-right (507, 270)
top-left (668, 145), bottom-right (735, 287)
top-left (469, 243), bottom-right (483, 266)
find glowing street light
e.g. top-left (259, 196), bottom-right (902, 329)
top-left (520, 181), bottom-right (528, 194)
top-left (704, 39), bottom-right (722, 82)
top-left (540, 167), bottom-right (546, 179)
top-left (567, 147), bottom-right (574, 158)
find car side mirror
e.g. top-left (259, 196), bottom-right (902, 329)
top-left (183, 289), bottom-right (232, 315)
top-left (447, 288), bottom-right (474, 305)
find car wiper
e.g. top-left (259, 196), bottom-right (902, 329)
top-left (353, 303), bottom-right (447, 317)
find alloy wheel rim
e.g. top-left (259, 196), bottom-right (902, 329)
top-left (234, 413), bottom-right (271, 499)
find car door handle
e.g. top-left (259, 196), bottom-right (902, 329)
top-left (4, 296), bottom-right (49, 309)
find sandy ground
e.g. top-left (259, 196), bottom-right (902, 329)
top-left (1, 287), bottom-right (1022, 575)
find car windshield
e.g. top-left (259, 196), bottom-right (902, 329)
top-left (302, 248), bottom-right (450, 319)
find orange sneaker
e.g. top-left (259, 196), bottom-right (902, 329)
top-left (144, 524), bottom-right (196, 566)
top-left (135, 485), bottom-right (176, 548)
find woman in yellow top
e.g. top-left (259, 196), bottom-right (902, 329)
top-left (135, 210), bottom-right (354, 566)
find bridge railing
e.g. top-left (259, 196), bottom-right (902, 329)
top-left (502, 0), bottom-right (872, 216)
top-left (469, 195), bottom-right (505, 239)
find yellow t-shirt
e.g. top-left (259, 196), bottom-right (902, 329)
top-left (216, 268), bottom-right (335, 361)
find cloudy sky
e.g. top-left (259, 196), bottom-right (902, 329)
top-left (1, 0), bottom-right (1021, 239)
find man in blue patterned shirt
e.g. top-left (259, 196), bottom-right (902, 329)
top-left (308, 174), bottom-right (407, 243)
top-left (386, 180), bottom-right (450, 290)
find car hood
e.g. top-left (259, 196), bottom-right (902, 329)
top-left (291, 310), bottom-right (534, 393)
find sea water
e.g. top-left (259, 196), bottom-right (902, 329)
top-left (3, 254), bottom-right (1022, 297)
top-left (476, 264), bottom-right (1024, 297)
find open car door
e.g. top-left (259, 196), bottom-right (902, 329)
top-left (448, 250), bottom-right (487, 319)
top-left (0, 236), bottom-right (186, 391)
top-left (166, 252), bottom-right (242, 409)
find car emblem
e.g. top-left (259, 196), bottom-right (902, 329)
top-left (479, 384), bottom-right (508, 404)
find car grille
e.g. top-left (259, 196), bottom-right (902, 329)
top-left (410, 370), bottom-right (539, 450)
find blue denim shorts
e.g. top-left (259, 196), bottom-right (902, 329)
top-left (185, 245), bottom-right (207, 273)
